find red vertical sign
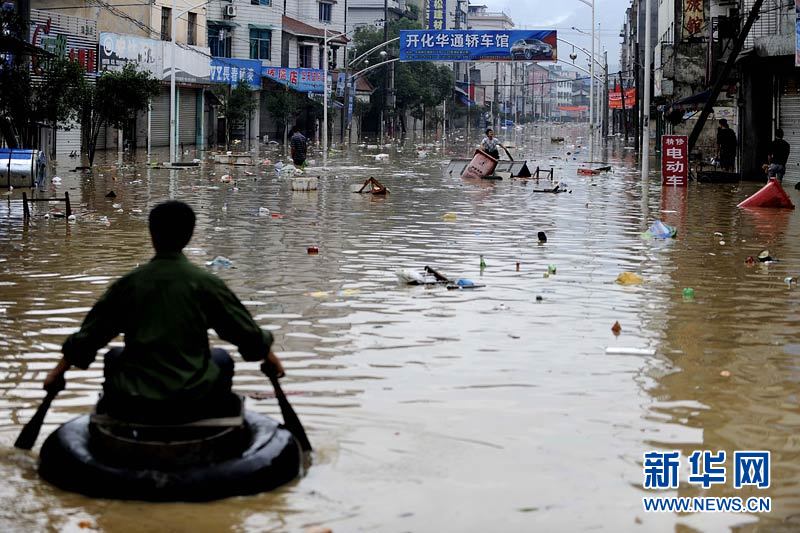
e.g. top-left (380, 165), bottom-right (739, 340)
top-left (661, 135), bottom-right (689, 187)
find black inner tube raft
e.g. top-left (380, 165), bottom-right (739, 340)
top-left (38, 411), bottom-right (301, 502)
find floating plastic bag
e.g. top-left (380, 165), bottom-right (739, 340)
top-left (646, 220), bottom-right (677, 239)
top-left (206, 256), bottom-right (233, 268)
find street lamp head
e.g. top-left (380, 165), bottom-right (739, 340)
top-left (379, 50), bottom-right (387, 59)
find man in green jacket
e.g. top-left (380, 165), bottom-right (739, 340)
top-left (43, 201), bottom-right (284, 422)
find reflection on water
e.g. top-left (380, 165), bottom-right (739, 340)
top-left (1, 125), bottom-right (799, 531)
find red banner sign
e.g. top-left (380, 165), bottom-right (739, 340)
top-left (661, 135), bottom-right (689, 187)
top-left (609, 87), bottom-right (636, 109)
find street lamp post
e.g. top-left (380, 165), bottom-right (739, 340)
top-left (641, 0), bottom-right (653, 181)
top-left (323, 33), bottom-right (329, 168)
top-left (570, 21), bottom-right (599, 133)
top-left (323, 27), bottom-right (362, 168)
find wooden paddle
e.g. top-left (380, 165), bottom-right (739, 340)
top-left (15, 376), bottom-right (65, 450)
top-left (501, 145), bottom-right (514, 161)
top-left (261, 362), bottom-right (312, 452)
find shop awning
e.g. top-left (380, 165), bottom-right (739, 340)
top-left (248, 23), bottom-right (273, 30)
top-left (208, 20), bottom-right (239, 28)
top-left (659, 89), bottom-right (711, 112)
top-left (281, 15), bottom-right (348, 44)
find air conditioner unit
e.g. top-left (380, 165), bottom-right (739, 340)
top-left (225, 5), bottom-right (237, 17)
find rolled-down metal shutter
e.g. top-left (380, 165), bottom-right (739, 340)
top-left (55, 119), bottom-right (81, 155)
top-left (179, 88), bottom-right (197, 146)
top-left (779, 77), bottom-right (800, 183)
top-left (151, 88), bottom-right (170, 147)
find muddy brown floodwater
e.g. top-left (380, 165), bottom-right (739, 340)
top-left (1, 124), bottom-right (799, 532)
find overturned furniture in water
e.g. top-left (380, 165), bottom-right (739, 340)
top-left (352, 177), bottom-right (389, 195)
top-left (396, 265), bottom-right (485, 290)
top-left (446, 150), bottom-right (533, 180)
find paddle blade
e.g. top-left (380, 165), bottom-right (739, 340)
top-left (262, 364), bottom-right (312, 452)
top-left (14, 392), bottom-right (56, 450)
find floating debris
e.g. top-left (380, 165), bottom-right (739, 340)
top-left (206, 256), bottom-right (233, 268)
top-left (616, 272), bottom-right (643, 285)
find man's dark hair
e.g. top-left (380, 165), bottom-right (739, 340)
top-left (148, 201), bottom-right (196, 252)
top-left (486, 128), bottom-right (493, 134)
top-left (719, 119), bottom-right (728, 127)
top-left (776, 128), bottom-right (784, 138)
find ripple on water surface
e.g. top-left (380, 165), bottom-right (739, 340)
top-left (0, 127), bottom-right (799, 531)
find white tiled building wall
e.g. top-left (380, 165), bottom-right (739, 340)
top-left (207, 0), bottom-right (283, 66)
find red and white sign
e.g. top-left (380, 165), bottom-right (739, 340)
top-left (661, 135), bottom-right (689, 187)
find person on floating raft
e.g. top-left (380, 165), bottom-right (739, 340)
top-left (43, 201), bottom-right (285, 423)
top-left (480, 128), bottom-right (505, 160)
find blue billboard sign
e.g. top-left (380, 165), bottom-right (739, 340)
top-left (263, 66), bottom-right (325, 94)
top-left (399, 30), bottom-right (557, 62)
top-left (210, 57), bottom-right (262, 86)
top-left (428, 0), bottom-right (446, 30)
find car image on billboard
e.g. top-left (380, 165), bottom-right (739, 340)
top-left (510, 38), bottom-right (554, 60)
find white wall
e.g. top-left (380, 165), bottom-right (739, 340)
top-left (208, 0), bottom-right (282, 66)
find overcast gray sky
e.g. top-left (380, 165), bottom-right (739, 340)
top-left (476, 0), bottom-right (626, 73)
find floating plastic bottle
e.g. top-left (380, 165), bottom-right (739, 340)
top-left (480, 255), bottom-right (486, 269)
top-left (682, 287), bottom-right (695, 300)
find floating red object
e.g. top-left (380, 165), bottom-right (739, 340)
top-left (737, 179), bottom-right (795, 209)
top-left (307, 246), bottom-right (319, 254)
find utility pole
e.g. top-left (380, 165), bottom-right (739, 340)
top-left (381, 0), bottom-right (388, 145)
top-left (603, 51), bottom-right (608, 137)
top-left (340, 0), bottom-right (348, 144)
top-left (634, 44), bottom-right (640, 151)
top-left (619, 71), bottom-right (629, 141)
top-left (494, 63), bottom-right (500, 132)
top-left (641, 0), bottom-right (653, 180)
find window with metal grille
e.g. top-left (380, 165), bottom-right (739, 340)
top-left (739, 0), bottom-right (791, 49)
top-left (161, 7), bottom-right (171, 41)
top-left (319, 1), bottom-right (332, 22)
top-left (299, 45), bottom-right (313, 68)
top-left (251, 0), bottom-right (271, 5)
top-left (250, 28), bottom-right (271, 60)
top-left (209, 24), bottom-right (232, 57)
top-left (187, 12), bottom-right (197, 45)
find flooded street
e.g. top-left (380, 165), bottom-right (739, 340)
top-left (1, 125), bottom-right (799, 532)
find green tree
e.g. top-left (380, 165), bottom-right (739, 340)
top-left (263, 86), bottom-right (303, 150)
top-left (215, 80), bottom-right (258, 150)
top-left (80, 63), bottom-right (160, 166)
top-left (352, 19), bottom-right (454, 135)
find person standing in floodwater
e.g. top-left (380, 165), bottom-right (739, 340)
top-left (290, 126), bottom-right (308, 168)
top-left (766, 128), bottom-right (790, 182)
top-left (36, 149), bottom-right (47, 188)
top-left (480, 128), bottom-right (504, 160)
top-left (716, 119), bottom-right (737, 172)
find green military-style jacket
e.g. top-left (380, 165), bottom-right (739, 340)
top-left (62, 252), bottom-right (272, 402)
